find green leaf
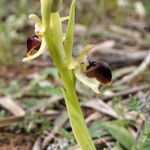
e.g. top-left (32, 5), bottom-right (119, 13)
top-left (89, 121), bottom-right (108, 138)
top-left (61, 88), bottom-right (96, 150)
top-left (23, 98), bottom-right (38, 108)
top-left (112, 143), bottom-right (124, 150)
top-left (0, 110), bottom-right (6, 118)
top-left (59, 128), bottom-right (74, 140)
top-left (64, 0), bottom-right (76, 61)
top-left (110, 119), bottom-right (130, 127)
top-left (138, 120), bottom-right (150, 150)
top-left (144, 0), bottom-right (150, 16)
top-left (127, 95), bottom-right (139, 111)
top-left (32, 85), bottom-right (62, 95)
top-left (89, 120), bottom-right (130, 139)
top-left (101, 122), bottom-right (135, 150)
top-left (42, 68), bottom-right (59, 79)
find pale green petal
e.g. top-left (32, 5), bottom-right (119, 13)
top-left (68, 44), bottom-right (94, 70)
top-left (77, 44), bottom-right (94, 62)
top-left (22, 38), bottom-right (46, 62)
top-left (29, 14), bottom-right (44, 33)
top-left (64, 0), bottom-right (76, 61)
top-left (75, 69), bottom-right (100, 94)
top-left (61, 16), bottom-right (69, 22)
top-left (68, 58), bottom-right (78, 69)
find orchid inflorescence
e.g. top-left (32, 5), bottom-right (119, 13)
top-left (22, 0), bottom-right (112, 149)
top-left (22, 14), bottom-right (112, 94)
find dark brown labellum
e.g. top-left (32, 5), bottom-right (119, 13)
top-left (27, 35), bottom-right (41, 56)
top-left (144, 26), bottom-right (150, 32)
top-left (85, 61), bottom-right (112, 86)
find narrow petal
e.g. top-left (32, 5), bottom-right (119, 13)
top-left (29, 14), bottom-right (44, 33)
top-left (64, 0), bottom-right (76, 61)
top-left (61, 16), bottom-right (69, 22)
top-left (22, 38), bottom-right (46, 62)
top-left (77, 44), bottom-right (94, 62)
top-left (75, 69), bottom-right (101, 94)
top-left (68, 45), bottom-right (95, 70)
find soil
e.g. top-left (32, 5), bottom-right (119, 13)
top-left (0, 132), bottom-right (36, 150)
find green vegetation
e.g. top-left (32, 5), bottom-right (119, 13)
top-left (1, 0), bottom-right (150, 150)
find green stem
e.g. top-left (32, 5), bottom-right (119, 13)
top-left (40, 0), bottom-right (96, 149)
top-left (61, 68), bottom-right (96, 150)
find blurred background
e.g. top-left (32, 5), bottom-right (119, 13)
top-left (1, 0), bottom-right (150, 65)
top-left (0, 0), bottom-right (150, 149)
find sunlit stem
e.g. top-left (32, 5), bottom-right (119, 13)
top-left (40, 0), bottom-right (96, 149)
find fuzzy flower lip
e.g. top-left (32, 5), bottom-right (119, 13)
top-left (26, 35), bottom-right (41, 56)
top-left (85, 61), bottom-right (112, 86)
top-left (69, 44), bottom-right (112, 94)
top-left (22, 37), bottom-right (46, 62)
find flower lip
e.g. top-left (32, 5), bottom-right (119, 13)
top-left (27, 35), bottom-right (41, 56)
top-left (85, 61), bottom-right (112, 86)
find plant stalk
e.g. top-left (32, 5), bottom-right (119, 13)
top-left (40, 0), bottom-right (96, 149)
top-left (60, 68), bottom-right (96, 150)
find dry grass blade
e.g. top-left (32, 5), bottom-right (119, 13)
top-left (0, 96), bottom-right (25, 117)
top-left (90, 46), bottom-right (146, 67)
top-left (30, 95), bottom-right (64, 111)
top-left (110, 25), bottom-right (140, 39)
top-left (85, 112), bottom-right (101, 124)
top-left (0, 96), bottom-right (25, 128)
top-left (94, 40), bottom-right (116, 49)
top-left (83, 99), bottom-right (118, 118)
top-left (0, 116), bottom-right (23, 128)
top-left (41, 111), bottom-right (68, 149)
top-left (32, 137), bottom-right (41, 150)
top-left (103, 84), bottom-right (150, 102)
top-left (115, 50), bottom-right (150, 85)
top-left (113, 66), bottom-right (136, 81)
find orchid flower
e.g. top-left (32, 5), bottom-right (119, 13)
top-left (69, 45), bottom-right (112, 94)
top-left (22, 1), bottom-right (112, 149)
top-left (22, 14), bottom-right (68, 62)
top-left (22, 14), bottom-right (112, 94)
top-left (22, 14), bottom-right (46, 62)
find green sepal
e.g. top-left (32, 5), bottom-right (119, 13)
top-left (64, 0), bottom-right (76, 62)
